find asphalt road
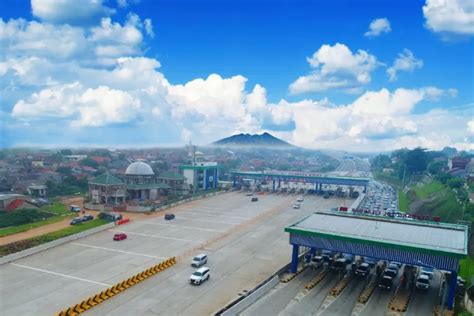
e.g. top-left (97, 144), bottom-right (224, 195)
top-left (0, 191), bottom-right (346, 316)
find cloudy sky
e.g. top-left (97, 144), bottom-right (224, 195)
top-left (0, 0), bottom-right (473, 151)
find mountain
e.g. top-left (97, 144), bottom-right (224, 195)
top-left (212, 132), bottom-right (295, 148)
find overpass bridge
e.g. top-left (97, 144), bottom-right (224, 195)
top-left (230, 170), bottom-right (369, 192)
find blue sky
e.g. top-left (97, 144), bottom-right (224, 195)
top-left (0, 0), bottom-right (473, 151)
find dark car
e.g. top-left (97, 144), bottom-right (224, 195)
top-left (251, 197), bottom-right (258, 202)
top-left (70, 217), bottom-right (84, 225)
top-left (379, 275), bottom-right (393, 290)
top-left (82, 214), bottom-right (94, 221)
top-left (113, 233), bottom-right (127, 241)
top-left (165, 213), bottom-right (175, 220)
top-left (355, 263), bottom-right (371, 276)
top-left (384, 268), bottom-right (398, 279)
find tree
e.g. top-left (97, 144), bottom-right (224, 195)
top-left (427, 161), bottom-right (445, 175)
top-left (57, 166), bottom-right (72, 176)
top-left (370, 155), bottom-right (392, 171)
top-left (447, 177), bottom-right (465, 189)
top-left (80, 158), bottom-right (98, 168)
top-left (60, 149), bottom-right (72, 155)
top-left (435, 173), bottom-right (452, 184)
top-left (404, 147), bottom-right (428, 175)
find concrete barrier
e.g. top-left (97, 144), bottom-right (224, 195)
top-left (117, 218), bottom-right (130, 225)
top-left (219, 275), bottom-right (280, 316)
top-left (0, 222), bottom-right (115, 265)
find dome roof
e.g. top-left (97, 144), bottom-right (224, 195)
top-left (125, 161), bottom-right (154, 175)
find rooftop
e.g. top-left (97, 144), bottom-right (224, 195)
top-left (126, 161), bottom-right (155, 176)
top-left (89, 173), bottom-right (124, 185)
top-left (159, 171), bottom-right (186, 180)
top-left (285, 211), bottom-right (468, 258)
top-left (127, 183), bottom-right (171, 190)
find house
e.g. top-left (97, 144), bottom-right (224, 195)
top-left (27, 184), bottom-right (47, 197)
top-left (0, 194), bottom-right (38, 212)
top-left (449, 157), bottom-right (471, 170)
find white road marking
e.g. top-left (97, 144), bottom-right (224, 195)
top-left (10, 263), bottom-right (111, 287)
top-left (180, 210), bottom-right (250, 220)
top-left (108, 229), bottom-right (199, 243)
top-left (143, 222), bottom-right (225, 232)
top-left (71, 242), bottom-right (166, 259)
top-left (172, 216), bottom-right (238, 225)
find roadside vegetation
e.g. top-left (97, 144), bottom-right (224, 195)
top-left (0, 203), bottom-right (74, 238)
top-left (0, 218), bottom-right (108, 257)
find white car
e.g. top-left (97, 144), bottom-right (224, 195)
top-left (297, 197), bottom-right (304, 202)
top-left (415, 274), bottom-right (430, 290)
top-left (191, 254), bottom-right (208, 268)
top-left (293, 203), bottom-right (301, 209)
top-left (190, 267), bottom-right (210, 285)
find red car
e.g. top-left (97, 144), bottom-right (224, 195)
top-left (113, 233), bottom-right (127, 241)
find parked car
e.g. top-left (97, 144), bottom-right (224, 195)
top-left (191, 254), bottom-right (208, 268)
top-left (164, 213), bottom-right (175, 220)
top-left (190, 267), bottom-right (210, 285)
top-left (99, 212), bottom-right (122, 221)
top-left (415, 274), bottom-right (430, 290)
top-left (355, 263), bottom-right (371, 276)
top-left (113, 233), bottom-right (127, 241)
top-left (379, 275), bottom-right (393, 290)
top-left (251, 197), bottom-right (258, 202)
top-left (82, 214), bottom-right (94, 221)
top-left (70, 217), bottom-right (84, 225)
top-left (246, 192), bottom-right (253, 196)
top-left (293, 203), bottom-right (301, 209)
top-left (69, 205), bottom-right (81, 212)
top-left (297, 197), bottom-right (304, 202)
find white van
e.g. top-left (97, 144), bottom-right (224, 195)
top-left (69, 205), bottom-right (81, 212)
top-left (191, 254), bottom-right (208, 268)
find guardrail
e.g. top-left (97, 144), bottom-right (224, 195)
top-left (56, 257), bottom-right (177, 315)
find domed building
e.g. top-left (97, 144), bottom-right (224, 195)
top-left (125, 161), bottom-right (168, 201)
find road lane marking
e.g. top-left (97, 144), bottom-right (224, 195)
top-left (143, 222), bottom-right (225, 232)
top-left (10, 263), bottom-right (111, 286)
top-left (172, 216), bottom-right (237, 225)
top-left (71, 242), bottom-right (166, 259)
top-left (179, 210), bottom-right (250, 220)
top-left (108, 229), bottom-right (199, 243)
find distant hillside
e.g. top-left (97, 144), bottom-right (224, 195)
top-left (212, 132), bottom-right (294, 148)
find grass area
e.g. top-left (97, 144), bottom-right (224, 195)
top-left (459, 257), bottom-right (474, 286)
top-left (0, 214), bottom-right (72, 237)
top-left (41, 202), bottom-right (69, 215)
top-left (413, 181), bottom-right (445, 198)
top-left (0, 219), bottom-right (109, 257)
top-left (0, 202), bottom-right (73, 238)
top-left (398, 189), bottom-right (409, 212)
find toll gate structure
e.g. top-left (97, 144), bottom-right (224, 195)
top-left (230, 170), bottom-right (369, 192)
top-left (285, 211), bottom-right (469, 310)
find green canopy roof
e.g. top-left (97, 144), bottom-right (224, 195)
top-left (89, 173), bottom-right (124, 185)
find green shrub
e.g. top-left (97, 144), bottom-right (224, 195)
top-left (0, 209), bottom-right (53, 228)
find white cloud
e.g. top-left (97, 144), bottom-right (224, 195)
top-left (468, 119), bottom-right (474, 134)
top-left (289, 43), bottom-right (379, 94)
top-left (387, 49), bottom-right (423, 81)
top-left (12, 82), bottom-right (142, 127)
top-left (31, 0), bottom-right (114, 25)
top-left (144, 19), bottom-right (154, 38)
top-left (423, 0), bottom-right (474, 36)
top-left (364, 18), bottom-right (392, 37)
top-left (268, 87), bottom-right (470, 151)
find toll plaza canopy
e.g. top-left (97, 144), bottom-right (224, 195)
top-left (285, 211), bottom-right (467, 271)
top-left (230, 170), bottom-right (369, 188)
top-left (285, 211), bottom-right (469, 310)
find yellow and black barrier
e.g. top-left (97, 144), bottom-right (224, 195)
top-left (56, 256), bottom-right (177, 316)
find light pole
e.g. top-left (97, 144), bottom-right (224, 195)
top-left (417, 260), bottom-right (446, 316)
